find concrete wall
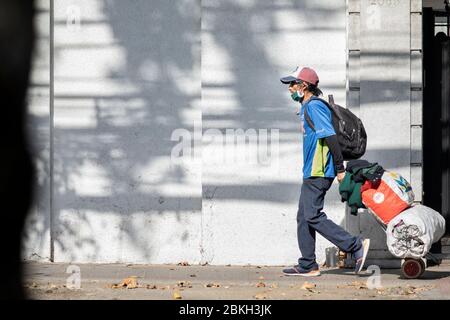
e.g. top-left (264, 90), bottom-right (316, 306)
top-left (25, 0), bottom-right (203, 264)
top-left (24, 0), bottom-right (401, 266)
top-left (201, 0), bottom-right (347, 265)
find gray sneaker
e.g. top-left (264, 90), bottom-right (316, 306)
top-left (283, 265), bottom-right (321, 277)
top-left (354, 239), bottom-right (370, 274)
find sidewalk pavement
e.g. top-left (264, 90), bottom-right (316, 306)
top-left (23, 261), bottom-right (450, 300)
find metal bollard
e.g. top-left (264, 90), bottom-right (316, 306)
top-left (325, 246), bottom-right (338, 267)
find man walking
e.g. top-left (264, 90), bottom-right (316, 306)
top-left (280, 67), bottom-right (370, 276)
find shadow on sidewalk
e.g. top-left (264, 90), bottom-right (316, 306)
top-left (321, 267), bottom-right (450, 280)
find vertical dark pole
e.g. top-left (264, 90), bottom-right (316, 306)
top-left (0, 0), bottom-right (35, 299)
top-left (442, 40), bottom-right (450, 234)
top-left (422, 8), bottom-right (435, 211)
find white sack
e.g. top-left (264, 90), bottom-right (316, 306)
top-left (386, 204), bottom-right (446, 259)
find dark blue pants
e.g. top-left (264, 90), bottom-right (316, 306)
top-left (297, 177), bottom-right (362, 270)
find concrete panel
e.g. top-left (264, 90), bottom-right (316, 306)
top-left (411, 13), bottom-right (422, 50)
top-left (52, 0), bottom-right (202, 263)
top-left (348, 50), bottom-right (360, 88)
top-left (411, 0), bottom-right (423, 13)
top-left (359, 210), bottom-right (387, 250)
top-left (411, 164), bottom-right (423, 202)
top-left (345, 207), bottom-right (361, 235)
top-left (411, 90), bottom-right (423, 125)
top-left (202, 0), bottom-right (347, 265)
top-left (348, 13), bottom-right (360, 50)
top-left (54, 209), bottom-right (202, 263)
top-left (411, 125), bottom-right (422, 164)
top-left (411, 51), bottom-right (423, 89)
top-left (348, 0), bottom-right (361, 13)
top-left (347, 89), bottom-right (361, 116)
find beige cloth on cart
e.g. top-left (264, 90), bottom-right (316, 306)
top-left (386, 204), bottom-right (446, 259)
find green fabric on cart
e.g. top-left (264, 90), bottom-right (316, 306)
top-left (339, 172), bottom-right (365, 215)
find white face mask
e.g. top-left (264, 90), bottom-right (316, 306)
top-left (290, 83), bottom-right (306, 104)
top-left (298, 88), bottom-right (305, 103)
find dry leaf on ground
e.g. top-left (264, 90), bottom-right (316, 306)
top-left (111, 276), bottom-right (138, 289)
top-left (177, 281), bottom-right (192, 288)
top-left (254, 293), bottom-right (267, 300)
top-left (301, 282), bottom-right (316, 291)
top-left (256, 282), bottom-right (266, 288)
top-left (173, 291), bottom-right (182, 300)
top-left (205, 283), bottom-right (221, 288)
top-left (159, 285), bottom-right (171, 290)
top-left (396, 285), bottom-right (434, 296)
top-left (178, 261), bottom-right (190, 266)
top-left (337, 281), bottom-right (367, 290)
top-left (403, 288), bottom-right (416, 295)
top-left (407, 285), bottom-right (435, 293)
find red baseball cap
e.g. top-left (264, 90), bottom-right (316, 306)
top-left (280, 66), bottom-right (319, 86)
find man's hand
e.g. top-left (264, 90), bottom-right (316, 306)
top-left (337, 171), bottom-right (346, 183)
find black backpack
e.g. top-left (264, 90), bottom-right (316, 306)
top-left (303, 95), bottom-right (367, 160)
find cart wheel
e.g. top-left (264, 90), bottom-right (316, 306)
top-left (401, 259), bottom-right (425, 279)
top-left (419, 265), bottom-right (426, 277)
top-left (419, 258), bottom-right (427, 277)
